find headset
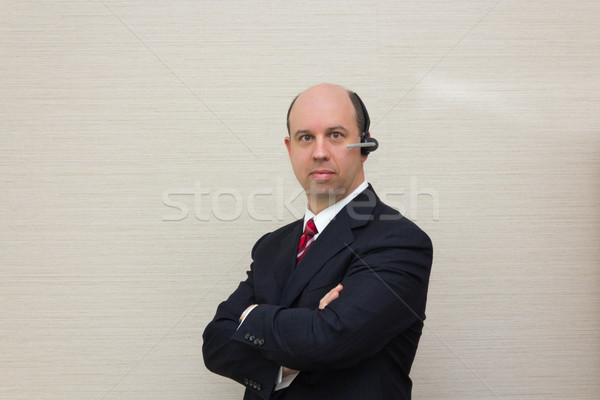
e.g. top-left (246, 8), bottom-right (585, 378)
top-left (346, 92), bottom-right (379, 155)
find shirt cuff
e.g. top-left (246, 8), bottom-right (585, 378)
top-left (236, 304), bottom-right (258, 330)
top-left (274, 367), bottom-right (299, 391)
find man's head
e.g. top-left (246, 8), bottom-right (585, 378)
top-left (286, 87), bottom-right (367, 137)
top-left (284, 83), bottom-right (369, 214)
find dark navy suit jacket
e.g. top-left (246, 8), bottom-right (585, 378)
top-left (203, 186), bottom-right (433, 400)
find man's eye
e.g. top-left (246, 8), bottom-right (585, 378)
top-left (300, 135), bottom-right (312, 142)
top-left (330, 132), bottom-right (343, 139)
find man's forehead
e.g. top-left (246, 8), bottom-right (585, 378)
top-left (290, 108), bottom-right (355, 136)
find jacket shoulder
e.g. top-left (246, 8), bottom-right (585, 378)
top-left (251, 219), bottom-right (302, 256)
top-left (369, 199), bottom-right (433, 249)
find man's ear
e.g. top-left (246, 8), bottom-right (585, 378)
top-left (284, 136), bottom-right (291, 157)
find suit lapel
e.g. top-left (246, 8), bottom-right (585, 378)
top-left (256, 220), bottom-right (302, 305)
top-left (279, 186), bottom-right (378, 307)
top-left (272, 221), bottom-right (303, 293)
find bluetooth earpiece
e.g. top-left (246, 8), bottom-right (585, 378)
top-left (346, 92), bottom-right (379, 155)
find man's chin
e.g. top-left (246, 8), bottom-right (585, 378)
top-left (305, 183), bottom-right (347, 199)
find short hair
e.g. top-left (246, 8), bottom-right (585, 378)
top-left (286, 90), bottom-right (366, 137)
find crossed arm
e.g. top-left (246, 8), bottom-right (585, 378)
top-left (202, 277), bottom-right (345, 396)
top-left (237, 284), bottom-right (343, 378)
top-left (278, 283), bottom-right (343, 377)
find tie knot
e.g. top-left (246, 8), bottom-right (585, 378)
top-left (297, 218), bottom-right (318, 265)
top-left (304, 218), bottom-right (317, 237)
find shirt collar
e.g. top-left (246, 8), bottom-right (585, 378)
top-left (303, 181), bottom-right (369, 240)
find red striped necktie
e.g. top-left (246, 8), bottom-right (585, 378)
top-left (296, 218), bottom-right (318, 264)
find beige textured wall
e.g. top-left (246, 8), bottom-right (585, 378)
top-left (2, 1), bottom-right (598, 399)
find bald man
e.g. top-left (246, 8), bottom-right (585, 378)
top-left (203, 84), bottom-right (433, 400)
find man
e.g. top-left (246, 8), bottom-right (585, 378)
top-left (203, 83), bottom-right (433, 399)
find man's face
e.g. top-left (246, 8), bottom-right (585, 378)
top-left (285, 84), bottom-right (367, 209)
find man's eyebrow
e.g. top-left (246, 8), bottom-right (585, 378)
top-left (293, 129), bottom-right (312, 138)
top-left (293, 126), bottom-right (349, 138)
top-left (327, 126), bottom-right (349, 132)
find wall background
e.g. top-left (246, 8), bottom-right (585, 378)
top-left (1, 1), bottom-right (598, 399)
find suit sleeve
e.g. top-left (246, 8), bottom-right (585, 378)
top-left (230, 222), bottom-right (433, 372)
top-left (202, 236), bottom-right (280, 400)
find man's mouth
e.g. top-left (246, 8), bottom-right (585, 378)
top-left (310, 170), bottom-right (335, 180)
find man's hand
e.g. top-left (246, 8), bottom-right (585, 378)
top-left (319, 283), bottom-right (343, 310)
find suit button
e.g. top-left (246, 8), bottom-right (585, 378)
top-left (249, 335), bottom-right (255, 341)
top-left (253, 339), bottom-right (259, 345)
top-left (244, 378), bottom-right (249, 385)
top-left (257, 384), bottom-right (262, 390)
top-left (244, 333), bottom-right (251, 340)
top-left (258, 338), bottom-right (265, 346)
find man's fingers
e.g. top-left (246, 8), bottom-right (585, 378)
top-left (319, 284), bottom-right (343, 309)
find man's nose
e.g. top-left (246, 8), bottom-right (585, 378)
top-left (312, 137), bottom-right (330, 160)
